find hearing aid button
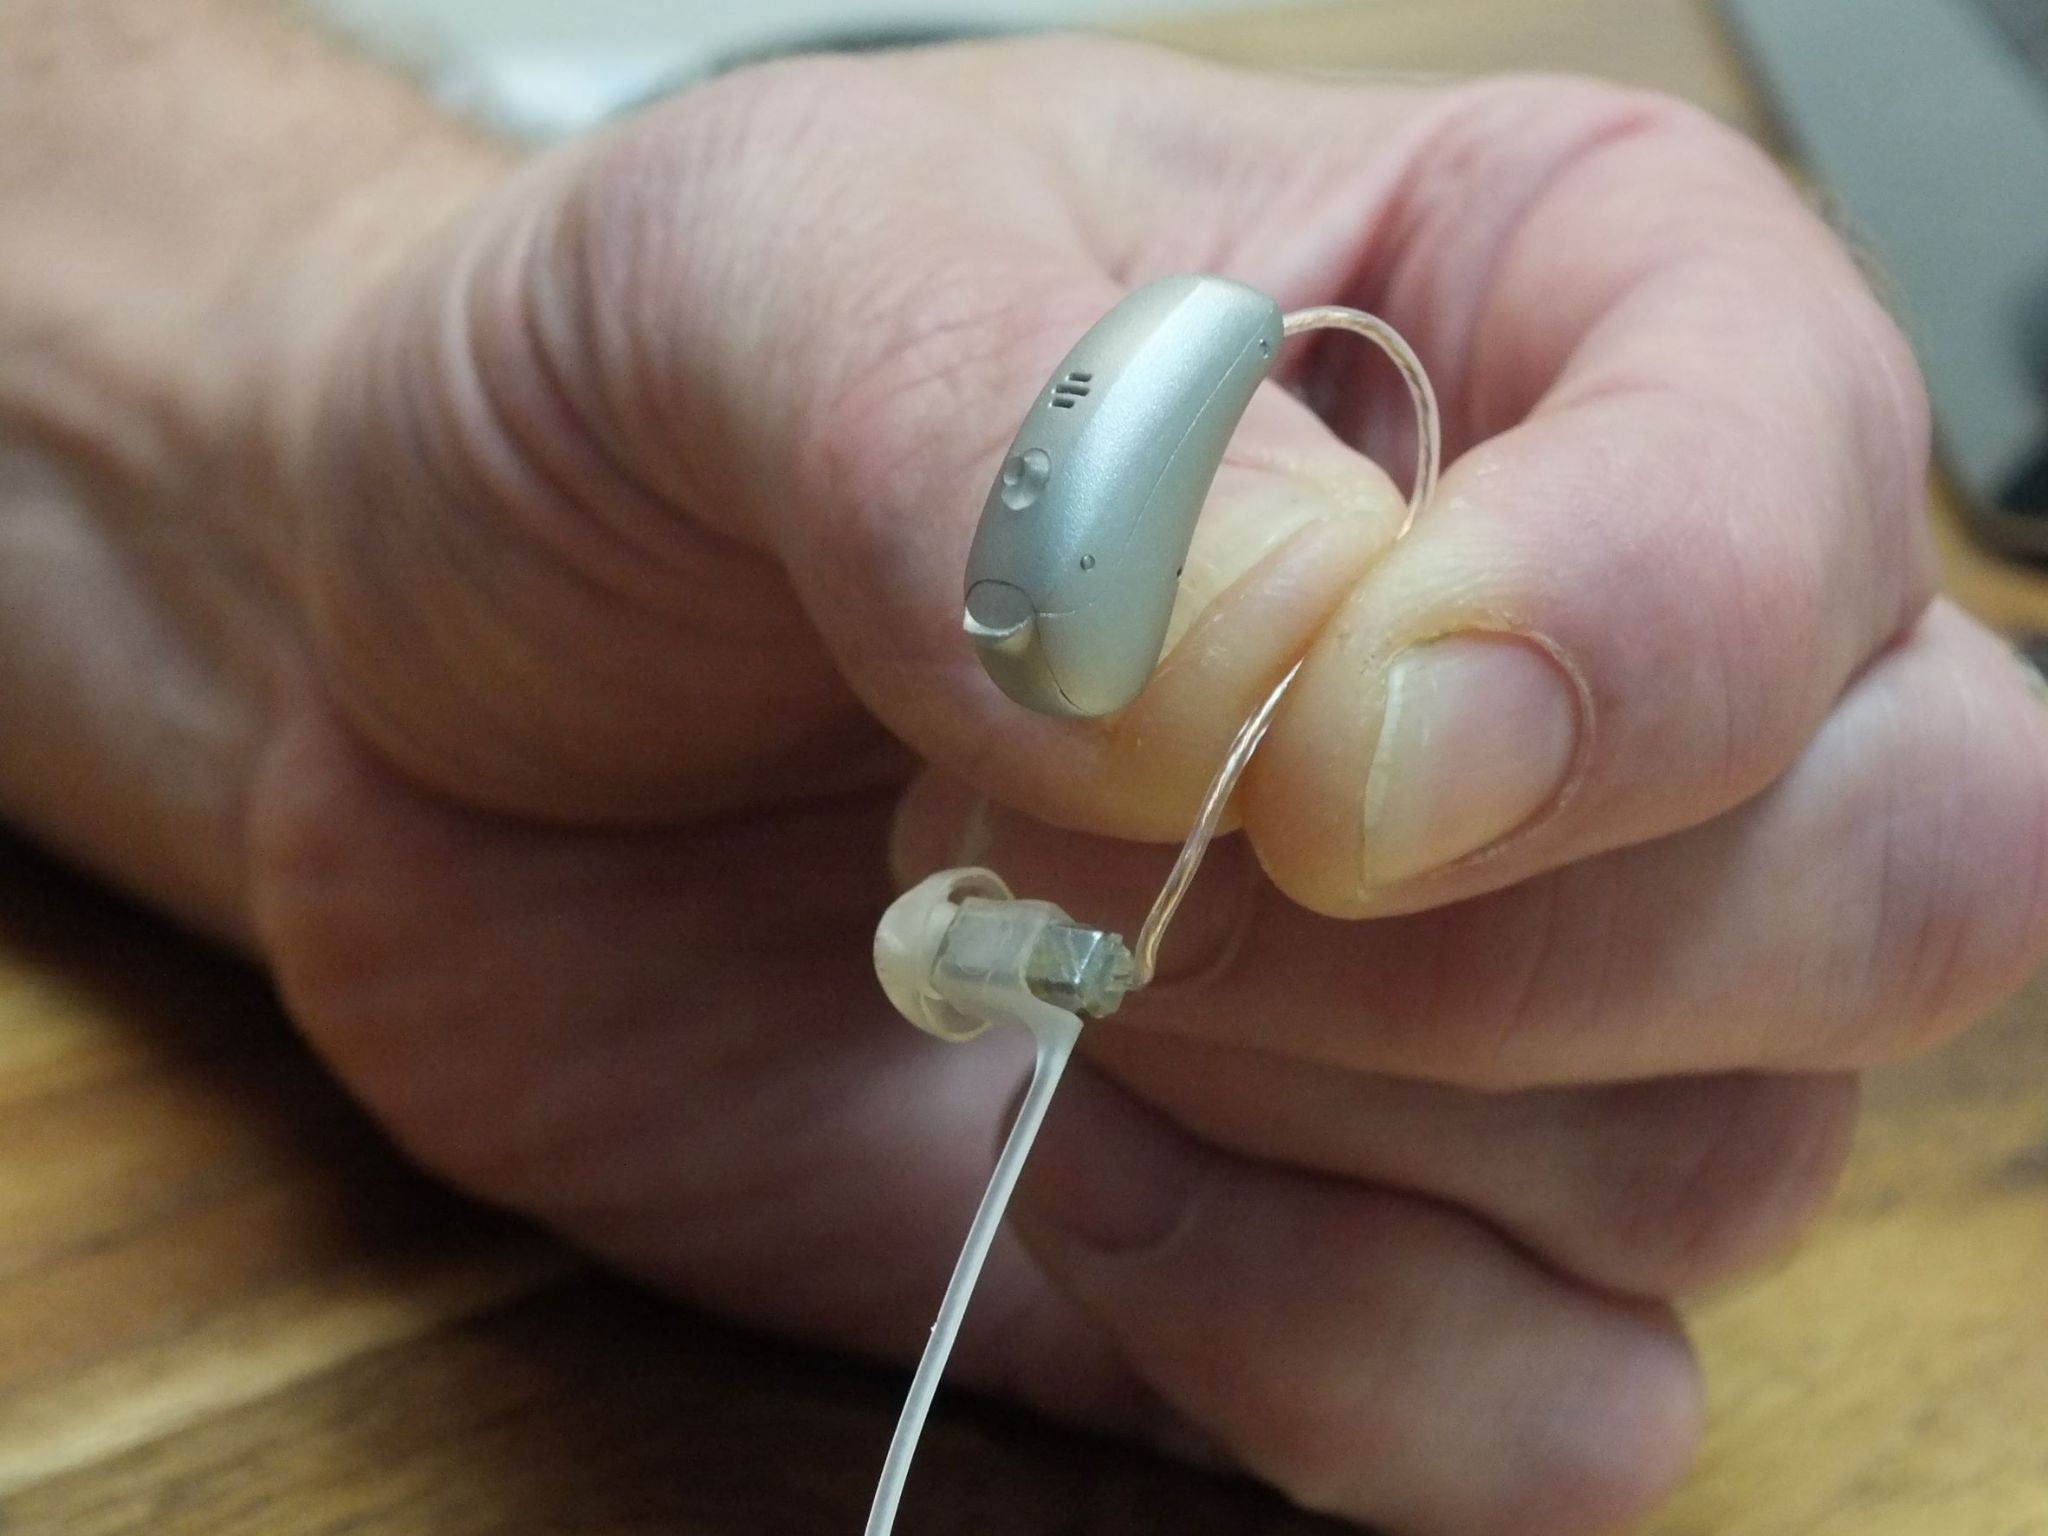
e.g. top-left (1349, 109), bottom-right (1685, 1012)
top-left (999, 449), bottom-right (1052, 511)
top-left (964, 580), bottom-right (1037, 656)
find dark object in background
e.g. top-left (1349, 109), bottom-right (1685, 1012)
top-left (638, 22), bottom-right (1014, 99)
top-left (1721, 0), bottom-right (2048, 558)
top-left (2013, 628), bottom-right (2048, 682)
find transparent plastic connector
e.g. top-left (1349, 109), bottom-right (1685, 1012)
top-left (863, 300), bottom-right (1442, 1536)
top-left (874, 868), bottom-right (1132, 1042)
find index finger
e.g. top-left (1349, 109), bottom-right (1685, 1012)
top-left (1236, 79), bottom-right (1938, 915)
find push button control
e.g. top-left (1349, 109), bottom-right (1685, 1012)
top-left (999, 449), bottom-right (1052, 511)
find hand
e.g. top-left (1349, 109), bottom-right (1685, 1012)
top-left (230, 38), bottom-right (2048, 1536)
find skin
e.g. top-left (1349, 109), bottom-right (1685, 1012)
top-left (7, 6), bottom-right (2048, 1533)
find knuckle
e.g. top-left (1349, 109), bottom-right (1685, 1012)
top-left (1179, 1186), bottom-right (1703, 1535)
top-left (1243, 1289), bottom-right (1701, 1536)
top-left (1500, 1320), bottom-right (1704, 1536)
top-left (1187, 1215), bottom-right (1417, 1519)
top-left (1477, 73), bottom-right (1783, 206)
top-left (1879, 779), bottom-right (2048, 1060)
top-left (1425, 73), bottom-right (1776, 223)
top-left (1822, 652), bottom-right (2048, 1064)
top-left (1845, 289), bottom-right (1934, 494)
top-left (1871, 831), bottom-right (1985, 1059)
top-left (1469, 874), bottom-right (1592, 1089)
top-left (1813, 285), bottom-right (1938, 626)
top-left (1421, 865), bottom-right (1631, 1092)
top-left (1437, 72), bottom-right (1711, 143)
top-left (1237, 1380), bottom-right (1404, 1524)
top-left (1703, 487), bottom-right (1837, 785)
top-left (1618, 84), bottom-right (1768, 165)
top-left (1602, 1075), bottom-right (1859, 1293)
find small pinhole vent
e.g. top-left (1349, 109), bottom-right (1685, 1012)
top-left (1079, 554), bottom-right (1096, 571)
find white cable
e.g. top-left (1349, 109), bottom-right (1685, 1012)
top-left (862, 1012), bottom-right (1079, 1536)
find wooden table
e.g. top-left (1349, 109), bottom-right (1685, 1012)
top-left (4, 4), bottom-right (2046, 1534)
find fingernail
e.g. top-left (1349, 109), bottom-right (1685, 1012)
top-left (1362, 635), bottom-right (1581, 885)
top-left (1016, 1066), bottom-right (1196, 1254)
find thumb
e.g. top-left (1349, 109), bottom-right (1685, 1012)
top-left (283, 54), bottom-right (1404, 840)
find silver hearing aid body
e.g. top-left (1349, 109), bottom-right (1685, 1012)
top-left (963, 274), bottom-right (1285, 718)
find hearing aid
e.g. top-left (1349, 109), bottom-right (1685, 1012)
top-left (863, 275), bottom-right (1442, 1536)
top-left (963, 274), bottom-right (1286, 718)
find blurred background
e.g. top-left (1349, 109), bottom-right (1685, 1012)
top-left (313, 0), bottom-right (1299, 138)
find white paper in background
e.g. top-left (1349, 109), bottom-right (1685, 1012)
top-left (311, 0), bottom-right (1298, 140)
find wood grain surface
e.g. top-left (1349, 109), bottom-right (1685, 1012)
top-left (2, 3), bottom-right (2045, 1534)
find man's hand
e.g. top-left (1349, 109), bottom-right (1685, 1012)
top-left (10, 18), bottom-right (2048, 1536)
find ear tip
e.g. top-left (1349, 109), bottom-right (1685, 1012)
top-left (874, 867), bottom-right (1010, 1041)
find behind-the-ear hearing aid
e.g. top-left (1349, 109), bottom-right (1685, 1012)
top-left (864, 275), bottom-right (1442, 1536)
top-left (964, 274), bottom-right (1284, 718)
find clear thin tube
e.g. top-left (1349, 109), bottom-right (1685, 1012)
top-left (1129, 306), bottom-right (1441, 987)
top-left (863, 1014), bottom-right (1079, 1536)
